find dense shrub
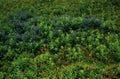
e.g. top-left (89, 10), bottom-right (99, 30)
top-left (0, 0), bottom-right (120, 78)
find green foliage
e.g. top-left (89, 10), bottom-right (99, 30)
top-left (0, 0), bottom-right (120, 79)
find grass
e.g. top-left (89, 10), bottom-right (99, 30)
top-left (0, 0), bottom-right (120, 79)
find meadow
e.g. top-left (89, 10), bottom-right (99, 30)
top-left (0, 0), bottom-right (120, 79)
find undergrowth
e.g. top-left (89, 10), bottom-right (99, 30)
top-left (0, 0), bottom-right (120, 79)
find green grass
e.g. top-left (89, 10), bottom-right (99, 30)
top-left (0, 0), bottom-right (120, 79)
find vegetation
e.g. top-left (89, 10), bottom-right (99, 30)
top-left (0, 0), bottom-right (120, 79)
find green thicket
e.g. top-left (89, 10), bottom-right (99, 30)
top-left (0, 0), bottom-right (120, 79)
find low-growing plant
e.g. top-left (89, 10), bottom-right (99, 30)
top-left (0, 0), bottom-right (120, 78)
